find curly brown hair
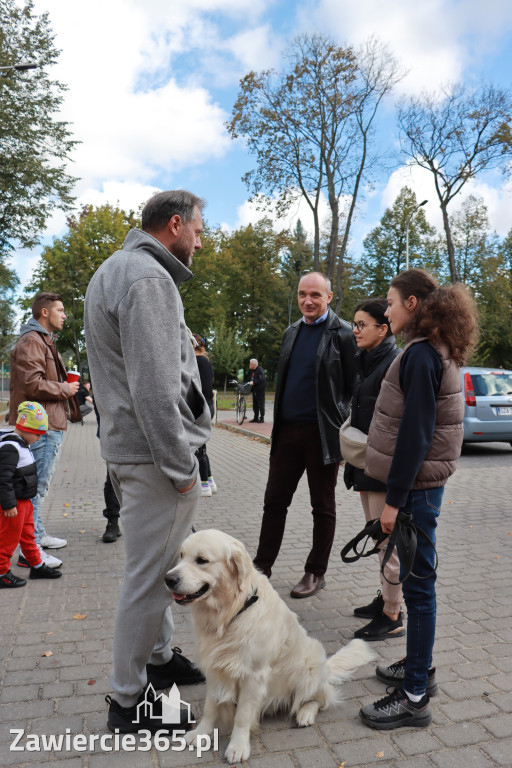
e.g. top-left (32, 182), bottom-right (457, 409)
top-left (390, 269), bottom-right (479, 366)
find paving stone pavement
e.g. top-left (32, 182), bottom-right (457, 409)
top-left (1, 417), bottom-right (511, 768)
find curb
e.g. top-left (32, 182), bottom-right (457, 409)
top-left (214, 420), bottom-right (270, 444)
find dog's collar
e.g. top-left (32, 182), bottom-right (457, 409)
top-left (233, 588), bottom-right (259, 621)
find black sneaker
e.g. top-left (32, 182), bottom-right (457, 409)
top-left (17, 554), bottom-right (30, 568)
top-left (360, 687), bottom-right (432, 730)
top-left (146, 647), bottom-right (205, 689)
top-left (103, 520), bottom-right (122, 543)
top-left (106, 686), bottom-right (194, 734)
top-left (353, 590), bottom-right (384, 619)
top-left (376, 657), bottom-right (438, 696)
top-left (0, 570), bottom-right (27, 588)
top-left (354, 611), bottom-right (405, 641)
top-left (30, 563), bottom-right (63, 580)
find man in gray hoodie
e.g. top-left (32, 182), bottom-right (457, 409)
top-left (84, 190), bottom-right (211, 734)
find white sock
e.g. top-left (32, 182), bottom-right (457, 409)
top-left (404, 689), bottom-right (424, 703)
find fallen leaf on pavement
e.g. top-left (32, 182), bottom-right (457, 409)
top-left (73, 613), bottom-right (87, 620)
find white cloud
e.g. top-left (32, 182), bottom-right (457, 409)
top-left (299, 0), bottom-right (512, 94)
top-left (233, 191), bottom-right (331, 238)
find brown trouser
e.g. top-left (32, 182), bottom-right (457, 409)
top-left (254, 422), bottom-right (339, 578)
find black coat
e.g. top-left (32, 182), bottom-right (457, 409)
top-left (0, 434), bottom-right (37, 509)
top-left (344, 336), bottom-right (400, 492)
top-left (272, 308), bottom-right (357, 465)
top-left (250, 365), bottom-right (266, 392)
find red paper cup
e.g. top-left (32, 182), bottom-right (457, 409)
top-left (67, 370), bottom-right (80, 384)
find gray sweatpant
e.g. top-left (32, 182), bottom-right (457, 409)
top-left (108, 462), bottom-right (199, 707)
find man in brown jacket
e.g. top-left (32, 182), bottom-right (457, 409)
top-left (9, 292), bottom-right (79, 567)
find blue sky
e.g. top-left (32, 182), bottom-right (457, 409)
top-left (14, 0), bottom-right (512, 293)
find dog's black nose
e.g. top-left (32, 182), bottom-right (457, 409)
top-left (165, 572), bottom-right (179, 590)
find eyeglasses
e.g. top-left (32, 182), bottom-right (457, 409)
top-left (351, 321), bottom-right (383, 332)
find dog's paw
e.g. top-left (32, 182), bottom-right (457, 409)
top-left (296, 700), bottom-right (319, 727)
top-left (185, 729), bottom-right (199, 746)
top-left (225, 738), bottom-right (251, 763)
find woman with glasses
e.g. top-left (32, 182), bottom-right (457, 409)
top-left (359, 269), bottom-right (478, 730)
top-left (344, 298), bottom-right (402, 640)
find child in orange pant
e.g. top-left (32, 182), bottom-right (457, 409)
top-left (0, 401), bottom-right (62, 587)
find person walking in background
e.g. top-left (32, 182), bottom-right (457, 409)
top-left (248, 358), bottom-right (266, 423)
top-left (360, 269), bottom-right (478, 730)
top-left (0, 402), bottom-right (62, 587)
top-left (85, 190), bottom-right (211, 734)
top-left (9, 292), bottom-right (80, 569)
top-left (254, 272), bottom-right (357, 598)
top-left (191, 332), bottom-right (217, 497)
top-left (343, 298), bottom-right (402, 640)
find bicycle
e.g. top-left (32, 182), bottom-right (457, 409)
top-left (229, 380), bottom-right (252, 425)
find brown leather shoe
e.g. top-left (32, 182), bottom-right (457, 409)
top-left (290, 572), bottom-right (326, 598)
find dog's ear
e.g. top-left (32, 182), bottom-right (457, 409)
top-left (228, 540), bottom-right (253, 593)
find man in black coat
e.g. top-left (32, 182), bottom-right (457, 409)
top-left (253, 272), bottom-right (357, 597)
top-left (249, 358), bottom-right (266, 423)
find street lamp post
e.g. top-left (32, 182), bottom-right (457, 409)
top-left (0, 61), bottom-right (40, 73)
top-left (405, 199), bottom-right (428, 270)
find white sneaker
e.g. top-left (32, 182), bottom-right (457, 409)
top-left (208, 477), bottom-right (217, 494)
top-left (39, 546), bottom-right (62, 568)
top-left (201, 483), bottom-right (212, 497)
top-left (40, 530), bottom-right (67, 549)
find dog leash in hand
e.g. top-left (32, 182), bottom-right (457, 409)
top-left (341, 510), bottom-right (437, 584)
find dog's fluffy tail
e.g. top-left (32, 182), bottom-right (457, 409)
top-left (327, 638), bottom-right (376, 683)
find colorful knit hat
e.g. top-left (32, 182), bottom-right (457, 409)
top-left (16, 401), bottom-right (48, 434)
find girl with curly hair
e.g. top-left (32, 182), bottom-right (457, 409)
top-left (359, 269), bottom-right (478, 731)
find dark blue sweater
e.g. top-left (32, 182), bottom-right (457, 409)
top-left (280, 321), bottom-right (325, 422)
top-left (385, 341), bottom-right (443, 508)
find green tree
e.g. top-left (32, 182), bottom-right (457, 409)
top-left (451, 195), bottom-right (492, 285)
top-left (358, 187), bottom-right (439, 295)
top-left (223, 220), bottom-right (289, 368)
top-left (228, 34), bottom-right (402, 311)
top-left (22, 204), bottom-right (138, 368)
top-left (210, 318), bottom-right (246, 393)
top-left (398, 81), bottom-right (512, 282)
top-left (0, 0), bottom-right (78, 257)
top-left (278, 220), bottom-right (315, 325)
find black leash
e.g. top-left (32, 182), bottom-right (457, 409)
top-left (341, 510), bottom-right (438, 584)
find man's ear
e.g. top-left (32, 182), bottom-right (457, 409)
top-left (168, 214), bottom-right (181, 237)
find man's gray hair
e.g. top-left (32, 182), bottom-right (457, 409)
top-left (142, 190), bottom-right (205, 232)
top-left (250, 358), bottom-right (258, 365)
top-left (299, 271), bottom-right (331, 292)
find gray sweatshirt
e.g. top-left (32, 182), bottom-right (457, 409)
top-left (84, 229), bottom-right (211, 489)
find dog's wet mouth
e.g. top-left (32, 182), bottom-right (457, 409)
top-left (173, 583), bottom-right (209, 604)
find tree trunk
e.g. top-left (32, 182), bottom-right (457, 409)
top-left (326, 194), bottom-right (339, 282)
top-left (441, 202), bottom-right (459, 283)
top-left (313, 207), bottom-right (320, 270)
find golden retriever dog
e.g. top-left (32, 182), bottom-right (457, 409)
top-left (165, 529), bottom-right (375, 764)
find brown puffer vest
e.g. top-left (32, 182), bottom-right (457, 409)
top-left (365, 337), bottom-right (464, 489)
